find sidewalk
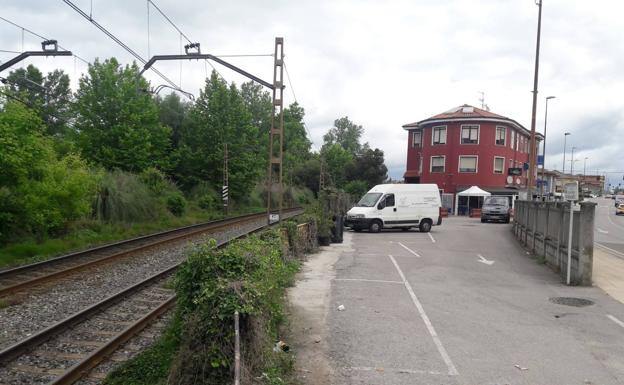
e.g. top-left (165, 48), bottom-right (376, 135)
top-left (593, 248), bottom-right (624, 303)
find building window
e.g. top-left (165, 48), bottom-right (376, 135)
top-left (461, 125), bottom-right (479, 144)
top-left (495, 126), bottom-right (506, 146)
top-left (432, 126), bottom-right (447, 145)
top-left (494, 157), bottom-right (504, 174)
top-left (459, 156), bottom-right (478, 173)
top-left (412, 131), bottom-right (422, 147)
top-left (510, 130), bottom-right (515, 149)
top-left (430, 156), bottom-right (445, 173)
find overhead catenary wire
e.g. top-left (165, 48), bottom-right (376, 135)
top-left (62, 0), bottom-right (184, 92)
top-left (0, 16), bottom-right (89, 65)
top-left (283, 60), bottom-right (314, 144)
top-left (147, 0), bottom-right (226, 83)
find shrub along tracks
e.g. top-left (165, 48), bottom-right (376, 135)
top-left (0, 208), bottom-right (302, 384)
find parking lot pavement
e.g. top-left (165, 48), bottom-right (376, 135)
top-left (327, 217), bottom-right (624, 385)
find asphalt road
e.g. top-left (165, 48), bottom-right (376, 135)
top-left (592, 197), bottom-right (624, 258)
top-left (327, 218), bottom-right (624, 385)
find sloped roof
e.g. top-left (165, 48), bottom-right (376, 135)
top-left (402, 104), bottom-right (541, 139)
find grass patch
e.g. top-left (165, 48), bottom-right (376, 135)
top-left (0, 204), bottom-right (264, 269)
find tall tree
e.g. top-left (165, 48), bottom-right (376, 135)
top-left (346, 148), bottom-right (388, 188)
top-left (73, 58), bottom-right (171, 172)
top-left (323, 116), bottom-right (365, 155)
top-left (283, 102), bottom-right (312, 182)
top-left (156, 92), bottom-right (190, 149)
top-left (174, 72), bottom-right (263, 198)
top-left (5, 65), bottom-right (72, 136)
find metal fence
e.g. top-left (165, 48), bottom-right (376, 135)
top-left (512, 200), bottom-right (596, 286)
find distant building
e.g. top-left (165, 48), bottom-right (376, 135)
top-left (403, 104), bottom-right (542, 213)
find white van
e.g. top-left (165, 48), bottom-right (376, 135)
top-left (345, 184), bottom-right (442, 233)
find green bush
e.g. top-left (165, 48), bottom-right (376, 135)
top-left (93, 170), bottom-right (163, 223)
top-left (170, 232), bottom-right (299, 384)
top-left (140, 167), bottom-right (169, 195)
top-left (344, 180), bottom-right (368, 198)
top-left (166, 192), bottom-right (186, 217)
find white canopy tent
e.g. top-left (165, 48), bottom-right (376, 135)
top-left (455, 186), bottom-right (491, 216)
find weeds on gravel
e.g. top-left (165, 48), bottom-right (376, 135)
top-left (105, 221), bottom-right (312, 385)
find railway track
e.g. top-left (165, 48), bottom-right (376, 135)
top-left (0, 209), bottom-right (303, 384)
top-left (0, 209), bottom-right (301, 298)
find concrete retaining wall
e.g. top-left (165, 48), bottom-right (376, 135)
top-left (512, 200), bottom-right (596, 286)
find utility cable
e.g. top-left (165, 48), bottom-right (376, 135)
top-left (62, 0), bottom-right (183, 91)
top-left (0, 16), bottom-right (89, 65)
top-left (283, 60), bottom-right (314, 143)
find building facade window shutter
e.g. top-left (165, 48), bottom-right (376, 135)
top-left (431, 156), bottom-right (445, 173)
top-left (494, 157), bottom-right (504, 174)
top-left (496, 126), bottom-right (506, 146)
top-left (461, 125), bottom-right (479, 144)
top-left (459, 156), bottom-right (478, 172)
top-left (432, 126), bottom-right (447, 145)
top-left (412, 131), bottom-right (422, 147)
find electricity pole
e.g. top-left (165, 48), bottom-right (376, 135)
top-left (266, 37), bottom-right (285, 224)
top-left (527, 0), bottom-right (543, 200)
top-left (540, 95), bottom-right (555, 199)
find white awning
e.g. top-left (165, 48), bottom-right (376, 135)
top-left (457, 186), bottom-right (491, 197)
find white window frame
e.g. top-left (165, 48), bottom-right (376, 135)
top-left (412, 130), bottom-right (422, 148)
top-left (458, 155), bottom-right (478, 173)
top-left (430, 155), bottom-right (446, 173)
top-left (510, 130), bottom-right (515, 149)
top-left (460, 124), bottom-right (480, 145)
top-left (495, 126), bottom-right (506, 146)
top-left (493, 156), bottom-right (505, 174)
top-left (431, 125), bottom-right (447, 145)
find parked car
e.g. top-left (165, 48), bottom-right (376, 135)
top-left (616, 204), bottom-right (624, 216)
top-left (615, 195), bottom-right (624, 207)
top-left (345, 184), bottom-right (442, 233)
top-left (480, 196), bottom-right (511, 223)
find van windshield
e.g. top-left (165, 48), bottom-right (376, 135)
top-left (357, 193), bottom-right (383, 207)
top-left (484, 197), bottom-right (508, 206)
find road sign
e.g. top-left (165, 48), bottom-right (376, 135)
top-left (563, 181), bottom-right (579, 201)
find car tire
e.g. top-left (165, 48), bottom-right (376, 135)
top-left (369, 220), bottom-right (382, 233)
top-left (419, 220), bottom-right (432, 233)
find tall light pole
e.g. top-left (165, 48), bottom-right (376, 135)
top-left (527, 0), bottom-right (544, 200)
top-left (540, 95), bottom-right (556, 198)
top-left (562, 132), bottom-right (570, 173)
top-left (583, 157), bottom-right (588, 176)
top-left (570, 146), bottom-right (577, 175)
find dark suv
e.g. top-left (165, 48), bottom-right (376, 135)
top-left (481, 196), bottom-right (511, 223)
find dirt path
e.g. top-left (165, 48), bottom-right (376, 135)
top-left (286, 236), bottom-right (352, 384)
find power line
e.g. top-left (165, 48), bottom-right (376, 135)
top-left (62, 0), bottom-right (183, 91)
top-left (146, 0), bottom-right (226, 83)
top-left (0, 16), bottom-right (89, 65)
top-left (283, 60), bottom-right (314, 143)
top-left (0, 49), bottom-right (22, 54)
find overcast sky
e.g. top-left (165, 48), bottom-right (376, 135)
top-left (1, 0), bottom-right (623, 187)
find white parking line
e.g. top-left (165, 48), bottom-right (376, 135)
top-left (398, 242), bottom-right (421, 257)
top-left (607, 314), bottom-right (624, 329)
top-left (388, 254), bottom-right (459, 376)
top-left (597, 228), bottom-right (609, 234)
top-left (334, 278), bottom-right (404, 284)
top-left (428, 233), bottom-right (436, 243)
top-left (596, 243), bottom-right (624, 259)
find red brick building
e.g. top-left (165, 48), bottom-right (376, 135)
top-left (403, 105), bottom-right (542, 212)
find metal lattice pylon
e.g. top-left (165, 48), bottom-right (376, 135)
top-left (266, 37), bottom-right (285, 224)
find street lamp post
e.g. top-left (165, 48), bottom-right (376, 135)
top-left (570, 146), bottom-right (577, 175)
top-left (527, 0), bottom-right (544, 200)
top-left (562, 132), bottom-right (570, 173)
top-left (583, 157), bottom-right (588, 176)
top-left (540, 95), bottom-right (556, 199)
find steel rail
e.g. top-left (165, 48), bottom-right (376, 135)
top-left (0, 209), bottom-right (302, 383)
top-left (0, 209), bottom-right (300, 297)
